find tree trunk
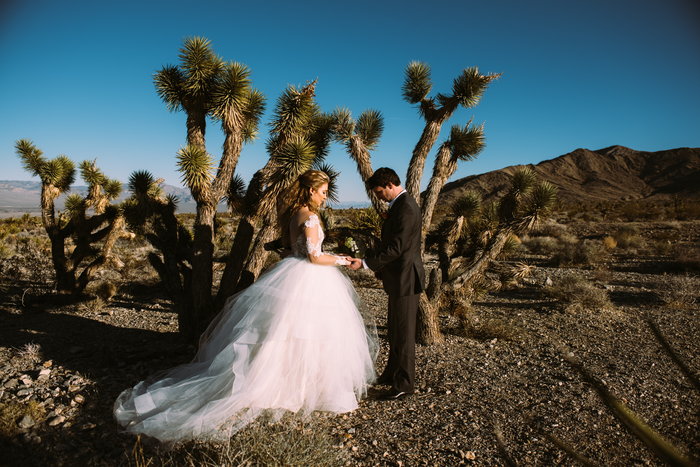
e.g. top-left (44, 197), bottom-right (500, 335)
top-left (186, 109), bottom-right (207, 152)
top-left (212, 123), bottom-right (244, 202)
top-left (404, 106), bottom-right (452, 203)
top-left (238, 218), bottom-right (277, 290)
top-left (191, 202), bottom-right (216, 333)
top-left (216, 214), bottom-right (257, 306)
top-left (417, 292), bottom-right (443, 345)
top-left (447, 229), bottom-right (512, 292)
top-left (420, 147), bottom-right (457, 241)
top-left (348, 137), bottom-right (385, 214)
top-left (75, 215), bottom-right (125, 294)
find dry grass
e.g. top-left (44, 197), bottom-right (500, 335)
top-left (127, 418), bottom-right (349, 466)
top-left (546, 274), bottom-right (614, 312)
top-left (80, 297), bottom-right (107, 313)
top-left (521, 235), bottom-right (559, 255)
top-left (656, 274), bottom-right (698, 309)
top-left (551, 239), bottom-right (608, 267)
top-left (0, 400), bottom-right (47, 438)
top-left (613, 225), bottom-right (646, 250)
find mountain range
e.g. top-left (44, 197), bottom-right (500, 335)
top-left (432, 145), bottom-right (700, 219)
top-left (2, 146), bottom-right (698, 218)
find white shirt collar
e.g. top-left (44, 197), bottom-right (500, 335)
top-left (388, 189), bottom-right (406, 209)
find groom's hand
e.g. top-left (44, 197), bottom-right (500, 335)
top-left (347, 258), bottom-right (363, 270)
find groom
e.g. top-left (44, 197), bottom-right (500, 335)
top-left (350, 168), bottom-right (425, 400)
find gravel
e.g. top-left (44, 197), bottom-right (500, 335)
top-left (0, 219), bottom-right (698, 465)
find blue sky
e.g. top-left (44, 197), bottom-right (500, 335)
top-left (1, 0), bottom-right (699, 203)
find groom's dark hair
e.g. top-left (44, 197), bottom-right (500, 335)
top-left (366, 167), bottom-right (400, 189)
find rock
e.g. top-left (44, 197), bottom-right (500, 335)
top-left (48, 415), bottom-right (66, 426)
top-left (18, 414), bottom-right (35, 429)
top-left (4, 379), bottom-right (18, 389)
top-left (544, 276), bottom-right (553, 287)
top-left (73, 394), bottom-right (85, 404)
top-left (68, 385), bottom-right (81, 392)
top-left (17, 389), bottom-right (31, 397)
top-left (42, 360), bottom-right (53, 368)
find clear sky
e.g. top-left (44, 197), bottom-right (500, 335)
top-left (1, 0), bottom-right (699, 204)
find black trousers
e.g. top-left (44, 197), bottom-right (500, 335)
top-left (381, 293), bottom-right (419, 393)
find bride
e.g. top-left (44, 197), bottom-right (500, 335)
top-left (114, 170), bottom-right (377, 442)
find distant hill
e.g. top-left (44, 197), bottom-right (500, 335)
top-left (431, 146), bottom-right (700, 221)
top-left (0, 181), bottom-right (369, 217)
top-left (0, 182), bottom-right (197, 216)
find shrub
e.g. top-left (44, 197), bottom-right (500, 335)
top-left (551, 239), bottom-right (607, 267)
top-left (613, 225), bottom-right (645, 250)
top-left (546, 274), bottom-right (613, 312)
top-left (602, 236), bottom-right (617, 250)
top-left (521, 235), bottom-right (558, 255)
top-left (532, 220), bottom-right (568, 239)
top-left (657, 274), bottom-right (698, 309)
top-left (670, 244), bottom-right (700, 273)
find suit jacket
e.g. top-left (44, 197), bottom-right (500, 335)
top-left (365, 193), bottom-right (425, 297)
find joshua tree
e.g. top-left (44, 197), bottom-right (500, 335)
top-left (418, 168), bottom-right (557, 343)
top-left (402, 62), bottom-right (501, 202)
top-left (216, 80), bottom-right (336, 306)
top-left (154, 37), bottom-right (265, 332)
top-left (420, 120), bottom-right (485, 241)
top-left (122, 171), bottom-right (196, 339)
top-left (15, 139), bottom-right (126, 296)
top-left (331, 108), bottom-right (386, 213)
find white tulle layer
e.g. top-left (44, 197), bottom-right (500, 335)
top-left (114, 257), bottom-right (377, 443)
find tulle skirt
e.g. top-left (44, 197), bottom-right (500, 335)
top-left (113, 257), bottom-right (377, 443)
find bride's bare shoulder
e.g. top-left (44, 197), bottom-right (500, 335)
top-left (293, 207), bottom-right (317, 227)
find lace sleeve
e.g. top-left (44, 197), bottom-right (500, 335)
top-left (303, 214), bottom-right (349, 265)
top-left (304, 214), bottom-right (323, 257)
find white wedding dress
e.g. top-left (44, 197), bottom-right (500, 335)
top-left (114, 214), bottom-right (377, 442)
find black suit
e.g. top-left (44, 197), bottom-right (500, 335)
top-left (365, 192), bottom-right (425, 393)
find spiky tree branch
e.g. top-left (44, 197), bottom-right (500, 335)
top-left (403, 63), bottom-right (500, 203)
top-left (331, 108), bottom-right (386, 213)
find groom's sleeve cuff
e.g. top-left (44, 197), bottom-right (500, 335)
top-left (361, 259), bottom-right (369, 270)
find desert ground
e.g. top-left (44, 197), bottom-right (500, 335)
top-left (0, 209), bottom-right (698, 466)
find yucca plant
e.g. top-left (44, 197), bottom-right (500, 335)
top-left (216, 80), bottom-right (337, 306)
top-left (418, 168), bottom-right (557, 343)
top-left (154, 37), bottom-right (265, 334)
top-left (122, 171), bottom-right (196, 338)
top-left (15, 139), bottom-right (126, 296)
top-left (331, 108), bottom-right (386, 213)
top-left (402, 62), bottom-right (501, 201)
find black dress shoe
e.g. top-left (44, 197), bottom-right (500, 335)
top-left (373, 376), bottom-right (392, 386)
top-left (379, 389), bottom-right (413, 400)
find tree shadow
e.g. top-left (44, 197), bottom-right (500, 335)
top-left (0, 283), bottom-right (193, 465)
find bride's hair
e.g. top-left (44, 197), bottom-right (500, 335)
top-left (278, 169), bottom-right (330, 247)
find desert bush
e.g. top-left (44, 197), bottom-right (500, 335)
top-left (546, 274), bottom-right (613, 312)
top-left (657, 274), bottom-right (698, 309)
top-left (551, 239), bottom-right (608, 267)
top-left (80, 297), bottom-right (106, 313)
top-left (602, 236), bottom-right (617, 250)
top-left (461, 314), bottom-right (521, 341)
top-left (12, 343), bottom-right (43, 370)
top-left (613, 225), bottom-right (645, 250)
top-left (521, 235), bottom-right (559, 255)
top-left (670, 244), bottom-right (700, 273)
top-left (531, 220), bottom-right (568, 238)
